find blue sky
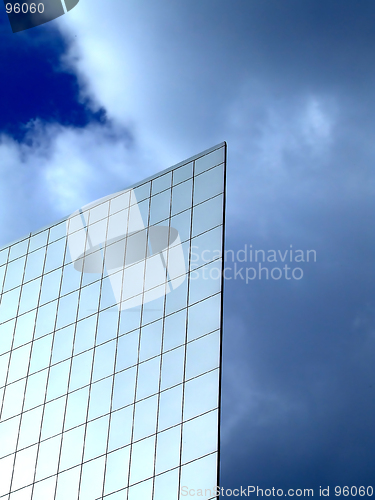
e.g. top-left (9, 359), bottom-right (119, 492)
top-left (1, 0), bottom-right (374, 493)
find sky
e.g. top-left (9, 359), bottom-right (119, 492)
top-left (1, 0), bottom-right (375, 494)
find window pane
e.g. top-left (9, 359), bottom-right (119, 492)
top-left (24, 369), bottom-right (48, 411)
top-left (183, 369), bottom-right (219, 421)
top-left (151, 172), bottom-right (172, 195)
top-left (163, 309), bottom-right (186, 352)
top-left (181, 410), bottom-right (218, 464)
top-left (155, 425), bottom-right (181, 475)
top-left (49, 221), bottom-right (66, 243)
top-left (129, 435), bottom-right (155, 485)
top-left (0, 386), bottom-right (4, 415)
top-left (149, 190), bottom-right (171, 225)
top-left (187, 293), bottom-right (221, 342)
top-left (141, 294), bottom-right (165, 326)
top-left (185, 330), bottom-right (220, 380)
top-left (60, 262), bottom-right (82, 296)
top-left (96, 307), bottom-right (119, 345)
top-left (133, 394), bottom-right (158, 441)
top-left (23, 247), bottom-right (46, 283)
top-left (17, 405), bottom-right (43, 450)
top-left (88, 376), bottom-right (113, 420)
top-left (51, 324), bottom-right (75, 364)
top-left (83, 414), bottom-right (109, 461)
top-left (29, 334), bottom-right (53, 374)
top-left (3, 256), bottom-right (26, 292)
top-left (173, 161), bottom-right (193, 185)
top-left (0, 287), bottom-right (21, 323)
top-left (56, 291), bottom-right (79, 330)
top-left (41, 396), bottom-right (66, 440)
top-left (69, 349), bottom-right (93, 391)
top-left (108, 405), bottom-right (133, 452)
top-left (55, 465), bottom-right (81, 500)
top-left (132, 197), bottom-right (150, 227)
top-left (191, 194), bottom-right (223, 237)
top-left (28, 230), bottom-right (48, 253)
top-left (99, 275), bottom-right (117, 311)
top-left (12, 444), bottom-right (38, 490)
top-left (132, 182), bottom-right (151, 205)
top-left (164, 276), bottom-right (187, 316)
top-left (116, 330), bottom-right (139, 372)
top-left (44, 238), bottom-right (66, 273)
top-left (170, 209), bottom-right (191, 244)
top-left (139, 319), bottom-right (162, 362)
top-left (78, 281), bottom-right (101, 320)
top-left (0, 319), bottom-right (15, 355)
top-left (128, 479), bottom-right (153, 500)
top-left (104, 446), bottom-right (130, 495)
top-left (35, 434), bottom-right (61, 481)
top-left (107, 211), bottom-right (128, 244)
top-left (153, 467), bottom-right (179, 500)
top-left (79, 455), bottom-right (106, 500)
top-left (109, 190), bottom-right (131, 215)
top-left (0, 352), bottom-right (9, 388)
top-left (39, 268), bottom-right (62, 305)
top-left (0, 247), bottom-right (8, 265)
top-left (193, 163), bottom-right (224, 205)
top-left (31, 475), bottom-right (57, 500)
top-left (89, 200), bottom-right (110, 225)
top-left (194, 147), bottom-right (224, 175)
top-left (59, 425), bottom-right (85, 471)
top-left (160, 346), bottom-right (185, 391)
top-left (9, 239), bottom-right (29, 261)
top-left (13, 310), bottom-right (36, 348)
top-left (180, 452), bottom-right (218, 500)
top-left (46, 360), bottom-right (70, 401)
top-left (1, 378), bottom-right (26, 419)
top-left (18, 277), bottom-right (42, 315)
top-left (190, 226), bottom-right (222, 271)
top-left (0, 455), bottom-right (14, 497)
top-left (92, 340), bottom-right (116, 382)
top-left (0, 264), bottom-right (5, 291)
top-left (7, 343), bottom-right (31, 383)
top-left (122, 260), bottom-right (146, 302)
top-left (64, 386), bottom-right (89, 430)
top-left (112, 367), bottom-right (136, 411)
top-left (0, 414), bottom-right (20, 457)
top-left (171, 179), bottom-right (193, 217)
top-left (135, 357), bottom-right (160, 400)
top-left (34, 300), bottom-right (58, 339)
top-left (74, 315), bottom-right (97, 355)
top-left (119, 306), bottom-right (141, 335)
top-left (188, 259), bottom-right (222, 305)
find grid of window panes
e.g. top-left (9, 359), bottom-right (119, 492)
top-left (0, 143), bottom-right (226, 500)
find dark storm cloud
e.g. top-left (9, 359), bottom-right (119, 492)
top-left (215, 0), bottom-right (375, 482)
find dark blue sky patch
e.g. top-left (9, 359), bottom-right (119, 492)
top-left (0, 14), bottom-right (105, 140)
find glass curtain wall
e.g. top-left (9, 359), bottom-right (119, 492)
top-left (0, 142), bottom-right (226, 500)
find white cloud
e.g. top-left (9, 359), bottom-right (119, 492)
top-left (0, 120), bottom-right (158, 247)
top-left (56, 0), bottom-right (236, 164)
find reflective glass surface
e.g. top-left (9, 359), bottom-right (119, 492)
top-left (0, 143), bottom-right (225, 499)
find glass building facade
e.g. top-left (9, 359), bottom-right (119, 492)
top-left (0, 142), bottom-right (226, 500)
